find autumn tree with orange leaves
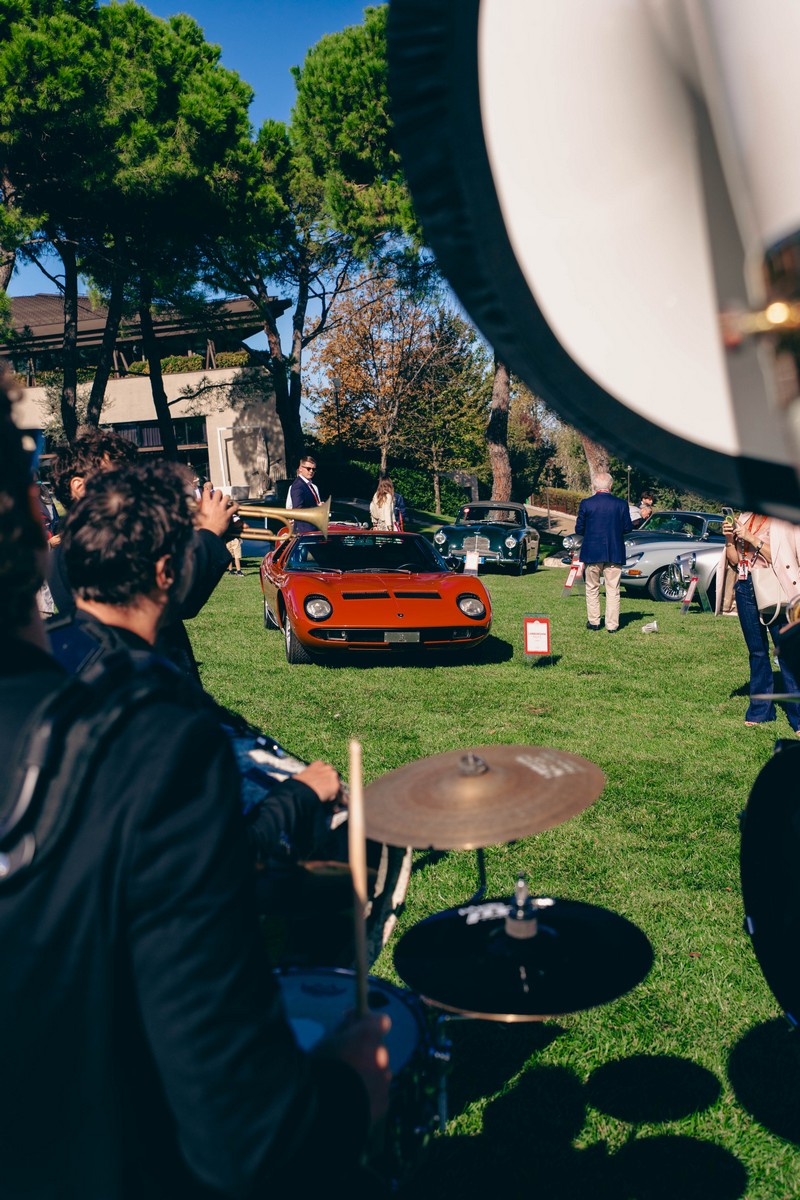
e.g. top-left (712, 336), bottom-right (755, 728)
top-left (308, 275), bottom-right (490, 497)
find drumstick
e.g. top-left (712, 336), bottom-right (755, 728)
top-left (348, 738), bottom-right (370, 1018)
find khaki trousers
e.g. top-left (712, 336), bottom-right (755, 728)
top-left (585, 563), bottom-right (622, 630)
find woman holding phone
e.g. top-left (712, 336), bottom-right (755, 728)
top-left (722, 511), bottom-right (800, 732)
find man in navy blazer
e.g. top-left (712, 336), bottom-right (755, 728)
top-left (575, 472), bottom-right (632, 632)
top-left (288, 455), bottom-right (322, 533)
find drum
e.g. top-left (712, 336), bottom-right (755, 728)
top-left (740, 741), bottom-right (800, 1024)
top-left (275, 967), bottom-right (440, 1179)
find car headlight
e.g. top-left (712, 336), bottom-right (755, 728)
top-left (563, 535), bottom-right (576, 550)
top-left (504, 535), bottom-right (517, 549)
top-left (304, 595), bottom-right (332, 621)
top-left (457, 593), bottom-right (487, 619)
top-left (434, 530), bottom-right (447, 544)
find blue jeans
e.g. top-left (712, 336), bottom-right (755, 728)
top-left (735, 576), bottom-right (800, 730)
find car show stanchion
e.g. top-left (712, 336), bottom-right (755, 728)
top-left (561, 553), bottom-right (585, 598)
top-left (523, 613), bottom-right (552, 667)
top-left (674, 554), bottom-right (713, 614)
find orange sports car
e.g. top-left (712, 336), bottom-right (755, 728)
top-left (260, 529), bottom-right (492, 664)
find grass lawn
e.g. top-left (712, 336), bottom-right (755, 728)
top-left (191, 560), bottom-right (800, 1200)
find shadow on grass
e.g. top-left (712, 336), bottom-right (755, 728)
top-left (617, 611), bottom-right (655, 629)
top-left (399, 1061), bottom-right (746, 1200)
top-left (585, 1054), bottom-right (721, 1122)
top-left (727, 1018), bottom-right (800, 1143)
top-left (729, 671), bottom-right (795, 701)
top-left (310, 635), bottom-right (514, 670)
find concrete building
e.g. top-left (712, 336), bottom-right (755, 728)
top-left (6, 293), bottom-right (290, 497)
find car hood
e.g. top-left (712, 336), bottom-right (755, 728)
top-left (287, 570), bottom-right (487, 597)
top-left (440, 522), bottom-right (525, 538)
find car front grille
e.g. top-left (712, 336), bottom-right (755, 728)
top-left (462, 536), bottom-right (491, 552)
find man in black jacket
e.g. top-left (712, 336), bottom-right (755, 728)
top-left (0, 387), bottom-right (390, 1199)
top-left (53, 461), bottom-right (343, 873)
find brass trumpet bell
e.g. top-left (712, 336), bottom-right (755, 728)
top-left (237, 497), bottom-right (330, 541)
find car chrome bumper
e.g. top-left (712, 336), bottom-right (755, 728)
top-left (306, 625), bottom-right (490, 648)
top-left (448, 549), bottom-right (520, 565)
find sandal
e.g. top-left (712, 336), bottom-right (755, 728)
top-left (744, 721), bottom-right (760, 727)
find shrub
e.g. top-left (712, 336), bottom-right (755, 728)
top-left (530, 486), bottom-right (589, 515)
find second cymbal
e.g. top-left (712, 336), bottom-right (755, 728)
top-left (363, 744), bottom-right (605, 849)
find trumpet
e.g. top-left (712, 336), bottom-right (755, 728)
top-left (236, 497), bottom-right (330, 541)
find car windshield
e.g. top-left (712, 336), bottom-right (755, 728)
top-left (457, 505), bottom-right (522, 525)
top-left (640, 513), bottom-right (705, 537)
top-left (286, 534), bottom-right (446, 572)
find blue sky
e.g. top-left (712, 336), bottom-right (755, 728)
top-left (8, 0), bottom-right (373, 298)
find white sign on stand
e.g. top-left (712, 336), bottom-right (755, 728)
top-left (523, 613), bottom-right (552, 664)
top-left (464, 550), bottom-right (480, 573)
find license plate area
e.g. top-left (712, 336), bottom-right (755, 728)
top-left (384, 631), bottom-right (420, 643)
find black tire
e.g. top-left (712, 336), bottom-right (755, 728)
top-left (515, 548), bottom-right (527, 576)
top-left (647, 566), bottom-right (687, 603)
top-left (284, 614), bottom-right (314, 664)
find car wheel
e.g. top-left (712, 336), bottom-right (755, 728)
top-left (516, 548), bottom-right (527, 576)
top-left (647, 566), bottom-right (687, 603)
top-left (284, 614), bottom-right (313, 664)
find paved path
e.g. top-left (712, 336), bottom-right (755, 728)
top-left (524, 504), bottom-right (576, 537)
top-left (525, 505), bottom-right (577, 566)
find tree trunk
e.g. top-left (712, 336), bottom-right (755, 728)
top-left (487, 355), bottom-right (512, 501)
top-left (580, 434), bottom-right (609, 490)
top-left (139, 278), bottom-right (179, 461)
top-left (0, 174), bottom-right (17, 290)
top-left (0, 248), bottom-right (14, 291)
top-left (258, 277), bottom-right (303, 476)
top-left (58, 239), bottom-right (79, 444)
top-left (433, 469), bottom-right (441, 515)
top-left (86, 260), bottom-right (126, 426)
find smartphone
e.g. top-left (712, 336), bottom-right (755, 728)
top-left (722, 506), bottom-right (734, 522)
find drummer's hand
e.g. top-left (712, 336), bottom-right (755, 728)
top-left (313, 1012), bottom-right (392, 1126)
top-left (196, 481), bottom-right (239, 538)
top-left (296, 760), bottom-right (341, 803)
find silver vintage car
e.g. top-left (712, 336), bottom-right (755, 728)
top-left (621, 510), bottom-right (726, 601)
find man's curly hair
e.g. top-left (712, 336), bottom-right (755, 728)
top-left (49, 427), bottom-right (139, 509)
top-left (62, 461), bottom-right (196, 607)
top-left (0, 363), bottom-right (46, 629)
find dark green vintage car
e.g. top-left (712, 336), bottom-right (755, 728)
top-left (432, 502), bottom-right (540, 574)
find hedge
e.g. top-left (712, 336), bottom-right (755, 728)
top-left (530, 486), bottom-right (590, 515)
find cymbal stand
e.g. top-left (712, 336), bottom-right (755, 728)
top-left (431, 1015), bottom-right (452, 1131)
top-left (465, 847), bottom-right (487, 903)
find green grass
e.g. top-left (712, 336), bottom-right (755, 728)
top-left (191, 562), bottom-right (800, 1199)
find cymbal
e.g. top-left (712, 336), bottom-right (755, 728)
top-left (393, 888), bottom-right (653, 1021)
top-left (363, 745), bottom-right (605, 849)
